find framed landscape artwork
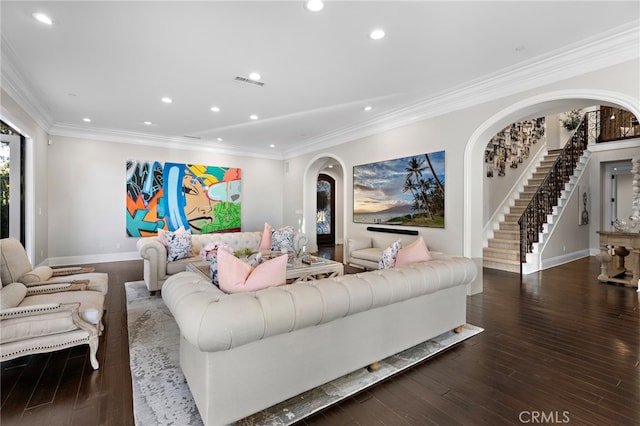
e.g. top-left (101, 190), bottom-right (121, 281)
top-left (353, 151), bottom-right (445, 228)
top-left (126, 160), bottom-right (241, 237)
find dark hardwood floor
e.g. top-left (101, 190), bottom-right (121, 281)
top-left (2, 252), bottom-right (638, 425)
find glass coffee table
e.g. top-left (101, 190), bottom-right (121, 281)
top-left (285, 255), bottom-right (344, 282)
top-left (186, 254), bottom-right (344, 284)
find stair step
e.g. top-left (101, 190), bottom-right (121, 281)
top-left (483, 247), bottom-right (520, 261)
top-left (483, 257), bottom-right (521, 273)
top-left (500, 222), bottom-right (520, 231)
top-left (509, 206), bottom-right (525, 215)
top-left (514, 198), bottom-right (531, 207)
top-left (488, 238), bottom-right (520, 250)
top-left (531, 172), bottom-right (548, 179)
top-left (494, 229), bottom-right (519, 240)
top-left (504, 213), bottom-right (522, 222)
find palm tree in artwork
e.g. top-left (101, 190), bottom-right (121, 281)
top-left (402, 175), bottom-right (420, 212)
top-left (424, 153), bottom-right (444, 193)
top-left (417, 177), bottom-right (434, 219)
top-left (405, 157), bottom-right (434, 216)
top-left (404, 155), bottom-right (445, 220)
top-left (405, 157), bottom-right (426, 182)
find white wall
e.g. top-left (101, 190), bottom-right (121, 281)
top-left (616, 166), bottom-right (633, 220)
top-left (482, 125), bottom-right (547, 226)
top-left (1, 88), bottom-right (49, 265)
top-left (3, 59), bottom-right (638, 269)
top-left (539, 170), bottom-right (590, 264)
top-left (284, 59), bottom-right (639, 267)
top-left (587, 143), bottom-right (640, 250)
top-left (45, 135), bottom-right (284, 263)
top-left (286, 111), bottom-right (480, 256)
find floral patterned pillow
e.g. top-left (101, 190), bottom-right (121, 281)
top-left (271, 226), bottom-right (294, 253)
top-left (379, 239), bottom-right (402, 269)
top-left (166, 231), bottom-right (193, 262)
top-left (200, 243), bottom-right (233, 285)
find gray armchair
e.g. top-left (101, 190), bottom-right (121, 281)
top-left (0, 238), bottom-right (108, 295)
top-left (0, 279), bottom-right (105, 369)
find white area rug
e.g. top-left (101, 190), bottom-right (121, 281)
top-left (126, 280), bottom-right (483, 426)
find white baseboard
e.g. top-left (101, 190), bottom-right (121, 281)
top-left (540, 249), bottom-right (591, 271)
top-left (42, 251), bottom-right (141, 267)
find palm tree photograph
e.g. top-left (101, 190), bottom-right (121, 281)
top-left (353, 151), bottom-right (445, 228)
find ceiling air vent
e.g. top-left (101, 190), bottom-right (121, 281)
top-left (183, 135), bottom-right (201, 139)
top-left (234, 76), bottom-right (265, 87)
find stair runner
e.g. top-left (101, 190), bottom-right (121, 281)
top-left (483, 150), bottom-right (561, 273)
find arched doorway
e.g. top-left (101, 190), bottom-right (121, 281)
top-left (464, 90), bottom-right (640, 266)
top-left (316, 174), bottom-right (335, 246)
top-left (302, 154), bottom-right (346, 254)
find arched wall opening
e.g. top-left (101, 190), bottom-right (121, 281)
top-left (302, 153), bottom-right (347, 254)
top-left (464, 89), bottom-right (640, 262)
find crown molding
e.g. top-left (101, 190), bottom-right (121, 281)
top-left (3, 19), bottom-right (638, 161)
top-left (284, 21), bottom-right (640, 159)
top-left (48, 123), bottom-right (283, 160)
top-left (1, 36), bottom-right (55, 132)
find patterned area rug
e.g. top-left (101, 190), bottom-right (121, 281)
top-left (126, 280), bottom-right (483, 426)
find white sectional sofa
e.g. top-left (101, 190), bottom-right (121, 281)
top-left (137, 230), bottom-right (307, 294)
top-left (162, 255), bottom-right (477, 425)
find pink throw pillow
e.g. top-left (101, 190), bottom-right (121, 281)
top-left (258, 222), bottom-right (273, 250)
top-left (395, 236), bottom-right (432, 267)
top-left (218, 249), bottom-right (287, 293)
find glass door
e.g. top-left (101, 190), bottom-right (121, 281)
top-left (316, 174), bottom-right (335, 246)
top-left (1, 121), bottom-right (25, 244)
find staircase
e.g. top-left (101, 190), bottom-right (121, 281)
top-left (483, 150), bottom-right (562, 273)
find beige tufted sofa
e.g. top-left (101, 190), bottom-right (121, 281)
top-left (162, 256), bottom-right (477, 425)
top-left (137, 230), bottom-right (307, 294)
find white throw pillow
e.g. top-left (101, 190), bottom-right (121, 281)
top-left (379, 239), bottom-right (402, 269)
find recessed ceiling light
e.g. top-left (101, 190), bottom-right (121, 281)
top-left (161, 97), bottom-right (173, 104)
top-left (269, 144), bottom-right (275, 148)
top-left (143, 121), bottom-right (153, 125)
top-left (364, 106), bottom-right (373, 111)
top-left (250, 114), bottom-right (259, 120)
top-left (210, 106), bottom-right (220, 112)
top-left (32, 12), bottom-right (53, 25)
top-left (248, 72), bottom-right (261, 81)
top-left (369, 29), bottom-right (385, 40)
top-left (83, 117), bottom-right (91, 123)
top-left (305, 0), bottom-right (324, 12)
top-left (217, 137), bottom-right (223, 142)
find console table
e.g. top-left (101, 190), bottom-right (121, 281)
top-left (597, 231), bottom-right (640, 288)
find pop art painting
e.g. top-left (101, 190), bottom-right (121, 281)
top-left (126, 160), bottom-right (241, 237)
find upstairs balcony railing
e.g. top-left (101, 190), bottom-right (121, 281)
top-left (587, 107), bottom-right (640, 143)
top-left (518, 114), bottom-right (589, 270)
